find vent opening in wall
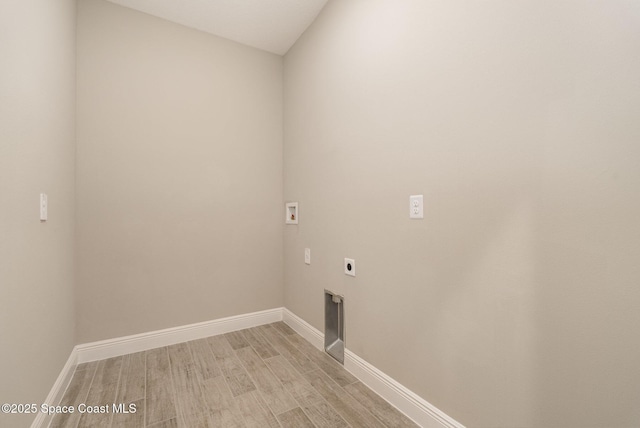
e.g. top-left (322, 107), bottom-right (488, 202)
top-left (324, 290), bottom-right (344, 364)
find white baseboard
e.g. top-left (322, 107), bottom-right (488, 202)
top-left (32, 308), bottom-right (283, 427)
top-left (282, 308), bottom-right (324, 350)
top-left (345, 350), bottom-right (465, 428)
top-left (30, 349), bottom-right (78, 428)
top-left (76, 307), bottom-right (283, 363)
top-left (282, 308), bottom-right (465, 428)
top-left (36, 307), bottom-right (463, 428)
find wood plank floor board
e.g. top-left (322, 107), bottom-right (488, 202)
top-left (167, 344), bottom-right (208, 424)
top-left (287, 377), bottom-right (349, 428)
top-left (207, 334), bottom-right (256, 399)
top-left (181, 412), bottom-right (210, 428)
top-left (166, 343), bottom-right (192, 368)
top-left (168, 362), bottom-right (207, 423)
top-left (256, 385), bottom-right (299, 418)
top-left (57, 363), bottom-right (98, 403)
top-left (206, 335), bottom-right (235, 359)
top-left (234, 346), bottom-right (298, 415)
top-left (263, 355), bottom-right (300, 384)
top-left (200, 376), bottom-right (237, 413)
top-left (277, 407), bottom-right (316, 428)
top-left (112, 353), bottom-right (145, 427)
top-left (145, 347), bottom-right (178, 426)
top-left (146, 348), bottom-right (170, 380)
top-left (78, 357), bottom-right (124, 428)
top-left (344, 381), bottom-right (419, 428)
top-left (200, 376), bottom-right (245, 428)
top-left (242, 327), bottom-right (279, 359)
top-left (117, 352), bottom-right (146, 403)
top-left (50, 362), bottom-right (98, 428)
top-left (146, 418), bottom-right (178, 428)
top-left (265, 356), bottom-right (349, 428)
top-left (235, 390), bottom-right (281, 428)
top-left (187, 339), bottom-right (221, 381)
top-left (216, 354), bottom-right (258, 397)
top-left (75, 362), bottom-right (94, 372)
top-left (207, 408), bottom-right (244, 428)
top-left (303, 368), bottom-right (387, 428)
top-left (59, 322), bottom-right (415, 428)
top-left (271, 321), bottom-right (297, 336)
top-left (224, 331), bottom-right (250, 350)
top-left (256, 324), bottom-right (319, 373)
top-left (93, 356), bottom-right (124, 387)
top-left (233, 346), bottom-right (267, 375)
top-left (285, 333), bottom-right (358, 387)
top-left (110, 398), bottom-right (144, 428)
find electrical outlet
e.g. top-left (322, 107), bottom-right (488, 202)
top-left (409, 195), bottom-right (423, 219)
top-left (344, 258), bottom-right (355, 277)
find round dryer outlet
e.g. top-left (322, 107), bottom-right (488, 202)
top-left (344, 258), bottom-right (355, 277)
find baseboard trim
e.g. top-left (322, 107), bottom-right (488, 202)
top-left (282, 308), bottom-right (465, 428)
top-left (345, 350), bottom-right (465, 428)
top-left (37, 307), bottom-right (463, 428)
top-left (76, 307), bottom-right (283, 363)
top-left (282, 308), bottom-right (324, 350)
top-left (30, 348), bottom-right (78, 428)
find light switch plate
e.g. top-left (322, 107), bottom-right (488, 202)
top-left (305, 248), bottom-right (311, 265)
top-left (40, 193), bottom-right (48, 221)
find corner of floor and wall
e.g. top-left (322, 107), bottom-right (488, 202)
top-left (2, 0), bottom-right (640, 427)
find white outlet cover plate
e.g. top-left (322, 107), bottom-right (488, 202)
top-left (344, 258), bottom-right (355, 276)
top-left (409, 194), bottom-right (423, 219)
top-left (40, 193), bottom-right (48, 221)
top-left (305, 248), bottom-right (311, 265)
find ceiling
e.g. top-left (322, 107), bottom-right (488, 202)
top-left (105, 0), bottom-right (329, 55)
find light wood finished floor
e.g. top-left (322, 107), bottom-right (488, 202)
top-left (51, 322), bottom-right (418, 428)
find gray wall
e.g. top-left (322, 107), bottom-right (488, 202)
top-left (0, 0), bottom-right (77, 425)
top-left (3, 1), bottom-right (639, 426)
top-left (283, 0), bottom-right (640, 426)
top-left (76, 0), bottom-right (284, 343)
